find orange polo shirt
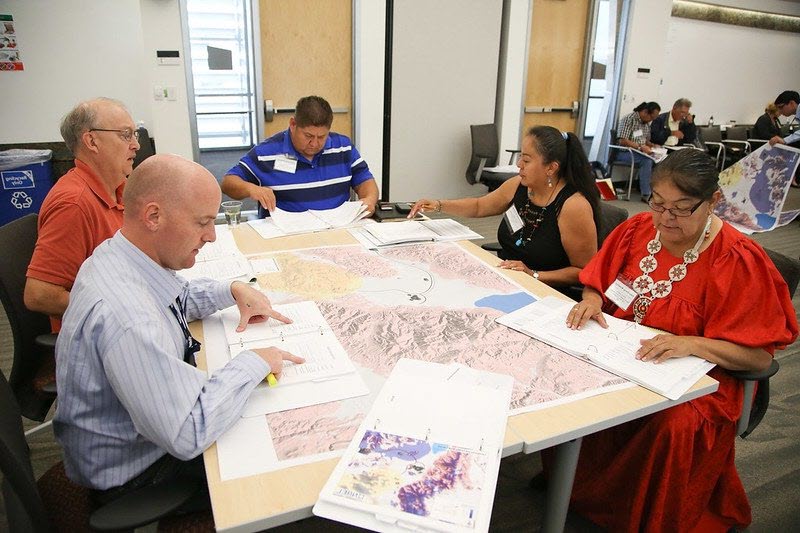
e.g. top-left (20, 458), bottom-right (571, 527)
top-left (26, 159), bottom-right (125, 331)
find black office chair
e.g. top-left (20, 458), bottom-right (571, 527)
top-left (466, 124), bottom-right (519, 192)
top-left (696, 126), bottom-right (726, 170)
top-left (729, 247), bottom-right (800, 438)
top-left (0, 214), bottom-right (57, 425)
top-left (607, 129), bottom-right (640, 200)
top-left (0, 367), bottom-right (212, 531)
top-left (722, 126), bottom-right (751, 168)
top-left (132, 126), bottom-right (156, 169)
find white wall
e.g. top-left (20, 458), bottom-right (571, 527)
top-left (389, 0), bottom-right (503, 202)
top-left (497, 0), bottom-right (530, 156)
top-left (354, 0), bottom-right (386, 194)
top-left (620, 0), bottom-right (800, 125)
top-left (0, 0), bottom-right (192, 157)
top-left (0, 0), bottom-right (151, 143)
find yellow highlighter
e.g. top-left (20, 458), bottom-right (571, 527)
top-left (266, 373), bottom-right (278, 387)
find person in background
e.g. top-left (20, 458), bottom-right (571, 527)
top-left (25, 97), bottom-right (139, 331)
top-left (221, 95), bottom-right (379, 218)
top-left (752, 102), bottom-right (781, 140)
top-left (409, 126), bottom-right (599, 292)
top-left (563, 148), bottom-right (797, 532)
top-left (615, 101), bottom-right (661, 201)
top-left (54, 154), bottom-right (304, 513)
top-left (769, 90), bottom-right (800, 148)
top-left (650, 98), bottom-right (697, 147)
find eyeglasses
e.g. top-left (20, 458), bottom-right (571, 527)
top-left (88, 128), bottom-right (139, 143)
top-left (648, 198), bottom-right (705, 217)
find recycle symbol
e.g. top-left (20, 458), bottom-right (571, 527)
top-left (11, 191), bottom-right (33, 210)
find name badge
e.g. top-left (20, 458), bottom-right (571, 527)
top-left (504, 205), bottom-right (524, 234)
top-left (273, 156), bottom-right (297, 174)
top-left (632, 129), bottom-right (643, 140)
top-left (604, 276), bottom-right (637, 311)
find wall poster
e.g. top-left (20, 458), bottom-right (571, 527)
top-left (1, 14), bottom-right (23, 71)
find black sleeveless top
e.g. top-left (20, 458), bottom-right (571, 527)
top-left (497, 184), bottom-right (577, 271)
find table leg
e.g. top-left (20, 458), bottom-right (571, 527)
top-left (541, 437), bottom-right (582, 533)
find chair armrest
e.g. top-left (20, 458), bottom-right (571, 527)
top-left (89, 478), bottom-right (201, 531)
top-left (35, 333), bottom-right (57, 349)
top-left (481, 242), bottom-right (503, 254)
top-left (505, 149), bottom-right (521, 164)
top-left (722, 139), bottom-right (751, 152)
top-left (728, 359), bottom-right (779, 382)
top-left (608, 144), bottom-right (634, 156)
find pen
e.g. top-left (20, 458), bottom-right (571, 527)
top-left (267, 372), bottom-right (278, 387)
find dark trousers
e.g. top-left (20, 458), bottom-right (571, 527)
top-left (92, 454), bottom-right (210, 514)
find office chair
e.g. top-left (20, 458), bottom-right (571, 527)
top-left (0, 214), bottom-right (57, 426)
top-left (722, 126), bottom-right (751, 168)
top-left (0, 368), bottom-right (212, 532)
top-left (607, 129), bottom-right (640, 200)
top-left (696, 126), bottom-right (726, 170)
top-left (132, 126), bottom-right (156, 168)
top-left (466, 124), bottom-right (520, 192)
top-left (729, 248), bottom-right (799, 438)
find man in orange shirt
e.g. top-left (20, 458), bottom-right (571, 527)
top-left (25, 97), bottom-right (140, 331)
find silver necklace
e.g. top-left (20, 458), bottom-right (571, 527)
top-left (631, 215), bottom-right (712, 324)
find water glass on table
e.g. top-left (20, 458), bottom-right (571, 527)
top-left (221, 200), bottom-right (242, 227)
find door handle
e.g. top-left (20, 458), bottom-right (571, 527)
top-left (524, 101), bottom-right (580, 118)
top-left (263, 99), bottom-right (349, 122)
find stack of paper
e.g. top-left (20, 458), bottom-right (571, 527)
top-left (314, 359), bottom-right (513, 532)
top-left (219, 300), bottom-right (369, 415)
top-left (496, 296), bottom-right (714, 400)
top-left (357, 219), bottom-right (482, 247)
top-left (270, 201), bottom-right (370, 235)
top-left (180, 226), bottom-right (254, 281)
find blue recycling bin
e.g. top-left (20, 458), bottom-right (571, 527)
top-left (0, 149), bottom-right (54, 226)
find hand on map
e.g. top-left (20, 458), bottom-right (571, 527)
top-left (252, 346), bottom-right (305, 380)
top-left (566, 292), bottom-right (608, 330)
top-left (230, 281), bottom-right (291, 332)
top-left (498, 260), bottom-right (532, 276)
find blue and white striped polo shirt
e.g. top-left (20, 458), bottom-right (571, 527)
top-left (227, 129), bottom-right (374, 218)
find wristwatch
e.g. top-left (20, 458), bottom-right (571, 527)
top-left (532, 270), bottom-right (540, 280)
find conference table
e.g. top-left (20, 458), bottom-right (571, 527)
top-left (192, 223), bottom-right (718, 533)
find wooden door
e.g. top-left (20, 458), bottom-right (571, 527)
top-left (523, 0), bottom-right (590, 135)
top-left (258, 0), bottom-right (352, 139)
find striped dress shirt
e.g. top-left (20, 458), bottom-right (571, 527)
top-left (53, 231), bottom-right (269, 490)
top-left (227, 128), bottom-right (374, 218)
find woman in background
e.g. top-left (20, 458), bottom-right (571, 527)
top-left (752, 102), bottom-right (781, 140)
top-left (409, 125), bottom-right (599, 291)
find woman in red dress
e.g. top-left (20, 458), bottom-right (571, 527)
top-left (564, 148), bottom-right (798, 532)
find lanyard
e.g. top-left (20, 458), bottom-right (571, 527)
top-left (168, 295), bottom-right (201, 365)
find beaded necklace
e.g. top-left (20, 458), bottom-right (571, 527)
top-left (631, 215), bottom-right (712, 324)
top-left (515, 180), bottom-right (560, 248)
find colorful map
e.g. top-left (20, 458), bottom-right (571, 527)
top-left (247, 242), bottom-right (625, 466)
top-left (714, 144), bottom-right (800, 233)
top-left (331, 430), bottom-right (485, 528)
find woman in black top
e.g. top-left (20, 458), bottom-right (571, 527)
top-left (752, 103), bottom-right (781, 140)
top-left (409, 125), bottom-right (600, 289)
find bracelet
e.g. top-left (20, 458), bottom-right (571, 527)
top-left (435, 200), bottom-right (442, 213)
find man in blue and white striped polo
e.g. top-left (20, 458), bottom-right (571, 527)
top-left (222, 95), bottom-right (379, 218)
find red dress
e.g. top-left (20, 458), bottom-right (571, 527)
top-left (562, 212), bottom-right (798, 532)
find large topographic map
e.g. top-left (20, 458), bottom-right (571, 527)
top-left (228, 242), bottom-right (627, 470)
top-left (714, 144), bottom-right (800, 233)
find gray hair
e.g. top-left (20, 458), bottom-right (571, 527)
top-left (60, 97), bottom-right (128, 154)
top-left (673, 98), bottom-right (692, 109)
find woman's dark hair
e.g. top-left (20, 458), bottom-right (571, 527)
top-left (526, 125), bottom-right (600, 234)
top-left (651, 148), bottom-right (719, 200)
top-left (633, 101), bottom-right (661, 114)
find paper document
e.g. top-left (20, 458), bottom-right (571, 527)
top-left (195, 225), bottom-right (242, 261)
top-left (218, 301), bottom-right (369, 414)
top-left (633, 146), bottom-right (668, 163)
top-left (361, 219), bottom-right (482, 247)
top-left (271, 201), bottom-right (369, 235)
top-left (179, 255), bottom-right (252, 281)
top-left (314, 359), bottom-right (513, 532)
top-left (496, 296), bottom-right (714, 400)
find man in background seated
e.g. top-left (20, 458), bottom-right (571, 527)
top-left (221, 95), bottom-right (378, 218)
top-left (769, 90), bottom-right (800, 148)
top-left (25, 97), bottom-right (139, 331)
top-left (54, 154), bottom-right (303, 510)
top-left (650, 98), bottom-right (697, 147)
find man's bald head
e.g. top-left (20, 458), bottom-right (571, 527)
top-left (121, 154), bottom-right (221, 270)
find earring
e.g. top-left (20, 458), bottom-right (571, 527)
top-left (547, 175), bottom-right (553, 187)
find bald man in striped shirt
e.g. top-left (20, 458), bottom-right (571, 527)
top-left (53, 154), bottom-right (303, 510)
